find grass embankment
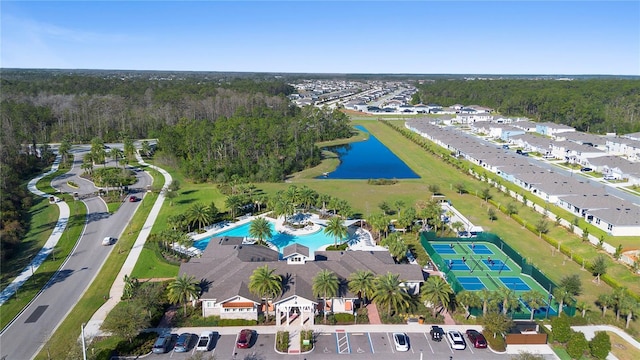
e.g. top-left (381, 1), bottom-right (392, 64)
top-left (607, 331), bottom-right (640, 360)
top-left (1, 171), bottom-right (87, 330)
top-left (35, 170), bottom-right (160, 360)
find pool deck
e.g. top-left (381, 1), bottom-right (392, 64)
top-left (190, 212), bottom-right (386, 252)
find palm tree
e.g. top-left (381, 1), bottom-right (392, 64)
top-left (622, 298), bottom-right (640, 329)
top-left (479, 288), bottom-right (495, 316)
top-left (123, 137), bottom-right (136, 159)
top-left (386, 234), bottom-right (409, 262)
top-left (368, 213), bottom-right (389, 242)
top-left (167, 274), bottom-right (200, 316)
top-left (455, 290), bottom-right (481, 315)
top-left (575, 301), bottom-right (592, 318)
top-left (521, 290), bottom-right (545, 321)
top-left (324, 216), bottom-right (348, 247)
top-left (348, 270), bottom-right (375, 309)
top-left (421, 276), bottom-right (454, 318)
top-left (298, 186), bottom-right (317, 212)
top-left (553, 286), bottom-right (573, 316)
top-left (225, 195), bottom-right (244, 219)
top-left (109, 148), bottom-right (124, 168)
top-left (313, 270), bottom-right (339, 323)
top-left (248, 265), bottom-right (282, 323)
top-left (141, 140), bottom-right (152, 157)
top-left (498, 286), bottom-right (520, 315)
top-left (613, 287), bottom-right (629, 322)
top-left (597, 293), bottom-right (615, 318)
top-left (249, 217), bottom-right (272, 245)
top-left (372, 272), bottom-right (412, 316)
top-left (393, 199), bottom-right (405, 216)
top-left (187, 202), bottom-right (210, 231)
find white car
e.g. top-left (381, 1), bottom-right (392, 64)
top-left (196, 331), bottom-right (215, 351)
top-left (101, 237), bottom-right (115, 246)
top-left (392, 332), bottom-right (409, 352)
top-left (447, 330), bottom-right (466, 350)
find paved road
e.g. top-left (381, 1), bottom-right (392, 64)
top-left (0, 147), bottom-right (152, 360)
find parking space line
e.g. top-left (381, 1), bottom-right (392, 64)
top-left (335, 330), bottom-right (350, 354)
top-left (367, 332), bottom-right (374, 353)
top-left (422, 332), bottom-right (434, 353)
top-left (386, 332), bottom-right (395, 354)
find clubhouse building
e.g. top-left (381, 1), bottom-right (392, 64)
top-left (179, 236), bottom-right (425, 326)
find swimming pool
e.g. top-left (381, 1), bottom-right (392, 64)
top-left (192, 221), bottom-right (338, 255)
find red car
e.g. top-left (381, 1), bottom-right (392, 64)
top-left (129, 196), bottom-right (138, 202)
top-left (466, 329), bottom-right (487, 348)
top-left (236, 329), bottom-right (253, 348)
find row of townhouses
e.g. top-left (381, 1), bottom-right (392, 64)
top-left (406, 118), bottom-right (640, 237)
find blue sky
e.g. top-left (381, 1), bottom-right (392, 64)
top-left (2, 1), bottom-right (639, 75)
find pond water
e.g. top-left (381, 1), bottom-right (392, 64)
top-left (318, 125), bottom-right (420, 179)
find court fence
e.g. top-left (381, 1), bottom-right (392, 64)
top-left (420, 231), bottom-right (576, 318)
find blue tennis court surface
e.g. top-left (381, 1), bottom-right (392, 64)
top-left (482, 259), bottom-right (511, 272)
top-left (457, 277), bottom-right (486, 291)
top-left (433, 244), bottom-right (456, 255)
top-left (446, 260), bottom-right (470, 271)
top-left (468, 244), bottom-right (493, 255)
top-left (499, 277), bottom-right (531, 291)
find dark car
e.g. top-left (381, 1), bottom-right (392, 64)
top-left (466, 329), bottom-right (488, 348)
top-left (129, 195), bottom-right (138, 202)
top-left (430, 326), bottom-right (444, 342)
top-left (174, 333), bottom-right (193, 352)
top-left (580, 167), bottom-right (593, 172)
top-left (236, 329), bottom-right (253, 348)
top-left (152, 333), bottom-right (171, 354)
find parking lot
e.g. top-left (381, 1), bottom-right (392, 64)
top-left (150, 329), bottom-right (508, 360)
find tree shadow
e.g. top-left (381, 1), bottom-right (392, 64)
top-left (86, 211), bottom-right (111, 223)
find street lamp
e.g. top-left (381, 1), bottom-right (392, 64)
top-left (81, 323), bottom-right (87, 360)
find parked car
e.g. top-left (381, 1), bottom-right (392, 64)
top-left (152, 333), bottom-right (172, 354)
top-left (174, 333), bottom-right (193, 352)
top-left (430, 326), bottom-right (444, 342)
top-left (580, 167), bottom-right (593, 172)
top-left (447, 330), bottom-right (466, 350)
top-left (101, 237), bottom-right (115, 246)
top-left (392, 332), bottom-right (409, 352)
top-left (196, 331), bottom-right (215, 351)
top-left (465, 329), bottom-right (487, 348)
top-left (604, 174), bottom-right (618, 180)
top-left (236, 329), bottom-right (253, 348)
top-left (129, 195), bottom-right (139, 202)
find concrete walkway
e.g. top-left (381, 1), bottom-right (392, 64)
top-left (0, 155), bottom-right (70, 305)
top-left (84, 154), bottom-right (172, 338)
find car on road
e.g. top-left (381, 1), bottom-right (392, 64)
top-left (430, 326), bottom-right (444, 342)
top-left (101, 237), bottom-right (115, 246)
top-left (152, 333), bottom-right (172, 354)
top-left (129, 195), bottom-right (139, 202)
top-left (447, 330), bottom-right (467, 350)
top-left (392, 332), bottom-right (409, 352)
top-left (236, 329), bottom-right (253, 348)
top-left (465, 329), bottom-right (487, 348)
top-left (196, 331), bottom-right (215, 351)
top-left (174, 333), bottom-right (193, 352)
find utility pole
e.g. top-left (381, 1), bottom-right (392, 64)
top-left (81, 323), bottom-right (87, 360)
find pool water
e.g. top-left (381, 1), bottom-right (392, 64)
top-left (192, 221), bottom-right (338, 255)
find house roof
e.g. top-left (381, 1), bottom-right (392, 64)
top-left (283, 243), bottom-right (310, 258)
top-left (180, 236), bottom-right (424, 302)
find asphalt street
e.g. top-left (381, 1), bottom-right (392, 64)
top-left (0, 148), bottom-right (152, 360)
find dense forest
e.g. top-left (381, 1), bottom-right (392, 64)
top-left (413, 79), bottom-right (640, 134)
top-left (0, 71), bottom-right (351, 259)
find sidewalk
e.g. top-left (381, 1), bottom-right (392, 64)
top-left (0, 155), bottom-right (70, 305)
top-left (84, 154), bottom-right (172, 338)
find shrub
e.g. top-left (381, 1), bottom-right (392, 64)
top-left (276, 331), bottom-right (289, 352)
top-left (482, 329), bottom-right (506, 352)
top-left (589, 331), bottom-right (611, 360)
top-left (113, 331), bottom-right (156, 356)
top-left (551, 314), bottom-right (572, 343)
top-left (300, 330), bottom-right (314, 352)
top-left (566, 331), bottom-right (588, 359)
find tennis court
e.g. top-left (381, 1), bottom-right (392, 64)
top-left (432, 244), bottom-right (456, 254)
top-left (482, 259), bottom-right (511, 272)
top-left (446, 259), bottom-right (470, 271)
top-left (468, 243), bottom-right (493, 255)
top-left (423, 236), bottom-right (565, 319)
top-left (457, 277), bottom-right (486, 291)
top-left (499, 277), bottom-right (531, 291)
